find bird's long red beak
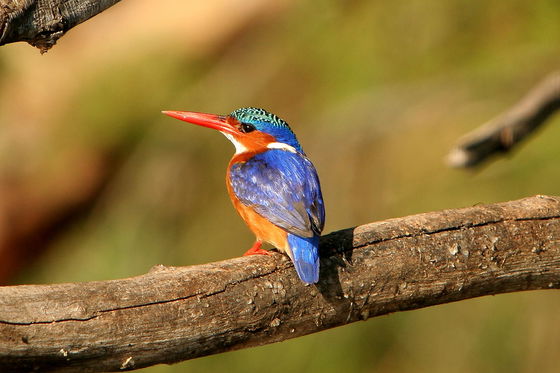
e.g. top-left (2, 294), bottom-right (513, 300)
top-left (162, 110), bottom-right (237, 136)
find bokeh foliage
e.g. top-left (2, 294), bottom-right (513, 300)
top-left (1, 0), bottom-right (560, 372)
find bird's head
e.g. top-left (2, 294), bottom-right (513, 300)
top-left (162, 107), bottom-right (303, 154)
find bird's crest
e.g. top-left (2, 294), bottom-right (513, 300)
top-left (230, 107), bottom-right (303, 153)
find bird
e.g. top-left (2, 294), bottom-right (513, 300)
top-left (162, 107), bottom-right (325, 284)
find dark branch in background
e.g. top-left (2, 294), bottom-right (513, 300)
top-left (1, 195), bottom-right (559, 372)
top-left (0, 0), bottom-right (123, 52)
top-left (447, 72), bottom-right (560, 168)
top-left (0, 145), bottom-right (132, 285)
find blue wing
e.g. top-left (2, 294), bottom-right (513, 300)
top-left (229, 149), bottom-right (325, 238)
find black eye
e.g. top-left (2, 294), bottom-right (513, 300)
top-left (240, 122), bottom-right (256, 133)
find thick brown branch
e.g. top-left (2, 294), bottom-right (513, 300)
top-left (447, 72), bottom-right (560, 168)
top-left (0, 0), bottom-right (123, 52)
top-left (1, 195), bottom-right (560, 372)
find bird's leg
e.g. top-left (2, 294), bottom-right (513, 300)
top-left (243, 240), bottom-right (271, 256)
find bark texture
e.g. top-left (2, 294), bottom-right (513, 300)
top-left (0, 0), bottom-right (122, 52)
top-left (447, 72), bottom-right (560, 168)
top-left (1, 195), bottom-right (560, 372)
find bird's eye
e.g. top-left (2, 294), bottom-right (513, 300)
top-left (240, 123), bottom-right (256, 133)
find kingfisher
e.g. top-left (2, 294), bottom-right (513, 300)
top-left (162, 107), bottom-right (325, 284)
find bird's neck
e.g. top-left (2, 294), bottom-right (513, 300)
top-left (229, 142), bottom-right (298, 165)
top-left (223, 132), bottom-right (297, 157)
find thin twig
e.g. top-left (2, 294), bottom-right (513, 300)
top-left (447, 72), bottom-right (560, 168)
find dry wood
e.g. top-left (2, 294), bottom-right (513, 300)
top-left (0, 0), bottom-right (122, 52)
top-left (447, 72), bottom-right (560, 168)
top-left (1, 195), bottom-right (560, 372)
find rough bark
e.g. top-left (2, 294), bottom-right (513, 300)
top-left (0, 0), bottom-right (123, 52)
top-left (1, 195), bottom-right (560, 372)
top-left (447, 72), bottom-right (560, 168)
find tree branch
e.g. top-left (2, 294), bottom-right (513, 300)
top-left (1, 195), bottom-right (560, 372)
top-left (447, 72), bottom-right (560, 168)
top-left (0, 0), bottom-right (123, 52)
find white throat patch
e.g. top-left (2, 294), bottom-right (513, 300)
top-left (222, 132), bottom-right (248, 154)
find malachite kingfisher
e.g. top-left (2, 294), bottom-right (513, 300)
top-left (162, 107), bottom-right (325, 284)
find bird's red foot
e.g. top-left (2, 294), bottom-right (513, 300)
top-left (243, 241), bottom-right (270, 256)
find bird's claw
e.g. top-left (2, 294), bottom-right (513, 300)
top-left (243, 241), bottom-right (270, 256)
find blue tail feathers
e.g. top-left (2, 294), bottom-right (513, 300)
top-left (287, 233), bottom-right (320, 284)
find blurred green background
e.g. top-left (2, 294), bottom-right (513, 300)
top-left (1, 0), bottom-right (559, 372)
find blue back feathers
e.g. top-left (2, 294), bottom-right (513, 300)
top-left (230, 150), bottom-right (324, 237)
top-left (230, 108), bottom-right (304, 153)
